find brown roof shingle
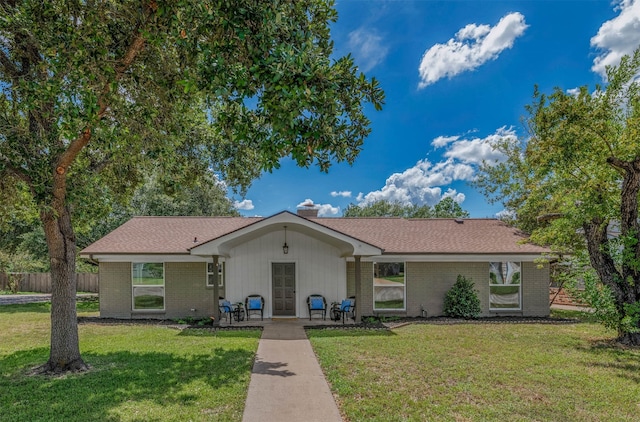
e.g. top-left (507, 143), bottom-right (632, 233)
top-left (81, 216), bottom-right (259, 255)
top-left (81, 215), bottom-right (548, 256)
top-left (313, 217), bottom-right (548, 254)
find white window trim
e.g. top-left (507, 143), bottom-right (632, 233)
top-left (206, 262), bottom-right (224, 288)
top-left (131, 262), bottom-right (166, 311)
top-left (489, 261), bottom-right (522, 311)
top-left (373, 261), bottom-right (407, 312)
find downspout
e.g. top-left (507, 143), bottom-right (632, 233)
top-left (354, 255), bottom-right (362, 323)
top-left (212, 255), bottom-right (220, 324)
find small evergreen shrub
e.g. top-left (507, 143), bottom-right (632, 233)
top-left (443, 275), bottom-right (481, 319)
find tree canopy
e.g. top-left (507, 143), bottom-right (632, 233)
top-left (343, 197), bottom-right (470, 218)
top-left (0, 0), bottom-right (384, 372)
top-left (475, 48), bottom-right (640, 345)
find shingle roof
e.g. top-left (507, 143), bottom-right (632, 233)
top-left (81, 215), bottom-right (548, 256)
top-left (312, 218), bottom-right (548, 254)
top-left (81, 216), bottom-right (259, 255)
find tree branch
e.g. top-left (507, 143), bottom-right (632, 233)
top-left (57, 4), bottom-right (155, 172)
top-left (0, 156), bottom-right (32, 185)
top-left (0, 49), bottom-right (19, 79)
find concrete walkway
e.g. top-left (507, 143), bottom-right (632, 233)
top-left (242, 319), bottom-right (343, 422)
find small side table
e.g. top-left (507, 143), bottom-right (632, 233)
top-left (233, 303), bottom-right (245, 322)
top-left (329, 302), bottom-right (340, 321)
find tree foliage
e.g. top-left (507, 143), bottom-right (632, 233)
top-left (475, 48), bottom-right (640, 345)
top-left (0, 0), bottom-right (384, 372)
top-left (343, 197), bottom-right (470, 218)
top-left (79, 170), bottom-right (240, 250)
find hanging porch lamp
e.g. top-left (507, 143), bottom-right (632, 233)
top-left (282, 226), bottom-right (289, 254)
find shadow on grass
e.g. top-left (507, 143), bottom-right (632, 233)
top-left (0, 302), bottom-right (51, 314)
top-left (576, 339), bottom-right (640, 384)
top-left (178, 328), bottom-right (262, 339)
top-left (1, 347), bottom-right (254, 422)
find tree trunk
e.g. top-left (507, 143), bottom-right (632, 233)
top-left (617, 332), bottom-right (640, 346)
top-left (39, 205), bottom-right (88, 373)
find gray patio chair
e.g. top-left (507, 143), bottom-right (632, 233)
top-left (218, 298), bottom-right (233, 324)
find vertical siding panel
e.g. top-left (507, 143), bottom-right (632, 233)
top-left (225, 229), bottom-right (345, 318)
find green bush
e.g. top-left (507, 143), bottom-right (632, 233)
top-left (443, 275), bottom-right (481, 319)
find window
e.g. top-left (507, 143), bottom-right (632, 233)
top-left (207, 262), bottom-right (224, 287)
top-left (373, 262), bottom-right (405, 310)
top-left (489, 261), bottom-right (521, 310)
top-left (132, 263), bottom-right (164, 310)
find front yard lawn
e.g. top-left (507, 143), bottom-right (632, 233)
top-left (0, 302), bottom-right (260, 422)
top-left (309, 316), bottom-right (640, 421)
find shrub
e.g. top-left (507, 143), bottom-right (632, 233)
top-left (443, 275), bottom-right (481, 319)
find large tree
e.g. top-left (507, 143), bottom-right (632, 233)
top-left (343, 197), bottom-right (470, 218)
top-left (0, 0), bottom-right (384, 372)
top-left (78, 170), bottom-right (240, 249)
top-left (475, 49), bottom-right (640, 345)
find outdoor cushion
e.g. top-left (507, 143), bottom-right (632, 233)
top-left (310, 298), bottom-right (324, 309)
top-left (340, 299), bottom-right (351, 312)
top-left (248, 298), bottom-right (262, 309)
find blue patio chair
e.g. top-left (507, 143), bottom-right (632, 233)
top-left (218, 298), bottom-right (233, 324)
top-left (339, 297), bottom-right (355, 324)
top-left (307, 295), bottom-right (327, 320)
top-left (245, 294), bottom-right (264, 321)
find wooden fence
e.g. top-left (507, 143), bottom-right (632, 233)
top-left (0, 273), bottom-right (99, 293)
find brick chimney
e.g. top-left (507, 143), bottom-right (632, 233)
top-left (297, 201), bottom-right (319, 218)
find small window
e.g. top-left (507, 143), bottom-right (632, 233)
top-left (489, 261), bottom-right (521, 310)
top-left (373, 262), bottom-right (406, 310)
top-left (132, 262), bottom-right (164, 310)
top-left (207, 262), bottom-right (224, 287)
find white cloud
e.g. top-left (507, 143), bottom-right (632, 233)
top-left (591, 0), bottom-right (640, 79)
top-left (296, 199), bottom-right (340, 217)
top-left (418, 12), bottom-right (528, 88)
top-left (495, 209), bottom-right (516, 220)
top-left (234, 199), bottom-right (254, 210)
top-left (566, 87), bottom-right (581, 97)
top-left (348, 27), bottom-right (389, 72)
top-left (330, 190), bottom-right (352, 198)
top-left (431, 135), bottom-right (460, 148)
top-left (358, 128), bottom-right (517, 207)
top-left (437, 126), bottom-right (517, 165)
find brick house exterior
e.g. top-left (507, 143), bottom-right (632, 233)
top-left (81, 210), bottom-right (550, 320)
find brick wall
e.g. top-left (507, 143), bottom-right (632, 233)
top-left (165, 262), bottom-right (216, 319)
top-left (354, 260), bottom-right (550, 318)
top-left (100, 261), bottom-right (216, 319)
top-left (99, 262), bottom-right (132, 318)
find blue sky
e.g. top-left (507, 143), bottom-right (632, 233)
top-left (231, 0), bottom-right (640, 218)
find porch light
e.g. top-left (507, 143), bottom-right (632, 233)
top-left (283, 226), bottom-right (289, 254)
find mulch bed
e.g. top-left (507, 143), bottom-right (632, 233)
top-left (306, 315), bottom-right (581, 331)
top-left (77, 316), bottom-right (264, 331)
top-left (78, 315), bottom-right (580, 332)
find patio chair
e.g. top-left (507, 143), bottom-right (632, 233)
top-left (307, 294), bottom-right (327, 320)
top-left (218, 298), bottom-right (233, 324)
top-left (245, 294), bottom-right (264, 321)
top-left (338, 297), bottom-right (355, 324)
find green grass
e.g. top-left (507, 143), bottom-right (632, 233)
top-left (381, 275), bottom-right (405, 284)
top-left (308, 320), bottom-right (640, 421)
top-left (374, 299), bottom-right (405, 309)
top-left (0, 302), bottom-right (260, 422)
